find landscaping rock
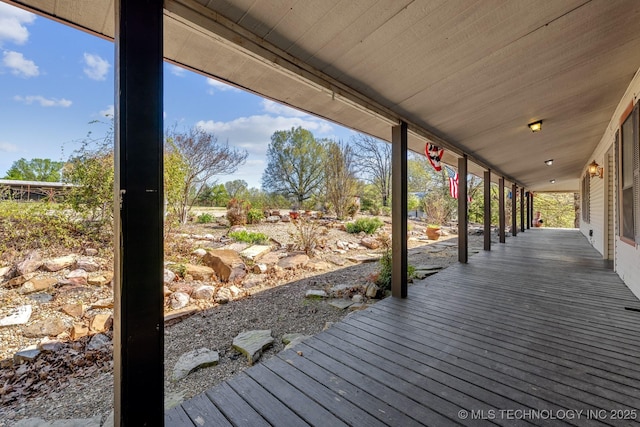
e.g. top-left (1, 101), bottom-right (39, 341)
top-left (252, 263), bottom-right (267, 274)
top-left (23, 318), bottom-right (68, 338)
top-left (233, 330), bottom-right (274, 365)
top-left (87, 273), bottom-right (112, 286)
top-left (38, 338), bottom-right (63, 352)
top-left (346, 253), bottom-right (382, 263)
top-left (228, 285), bottom-right (242, 297)
top-left (193, 285), bottom-right (215, 300)
top-left (14, 417), bottom-right (102, 426)
top-left (84, 248), bottom-right (99, 256)
top-left (325, 255), bottom-right (347, 266)
top-left (71, 323), bottom-right (89, 340)
top-left (2, 273), bottom-right (36, 288)
top-left (19, 277), bottom-right (58, 295)
top-left (14, 346), bottom-right (40, 364)
top-left (87, 333), bottom-right (111, 351)
top-left (164, 269), bottom-right (177, 284)
top-left (240, 245), bottom-right (271, 261)
top-left (90, 298), bottom-right (113, 309)
top-left (352, 294), bottom-right (364, 303)
top-left (360, 237), bottom-right (380, 249)
top-left (184, 264), bottom-right (215, 281)
top-left (278, 254), bottom-right (309, 270)
top-left (0, 265), bottom-right (12, 279)
top-left (42, 255), bottom-right (75, 272)
top-left (0, 305), bottom-right (32, 326)
top-left (65, 269), bottom-right (88, 285)
top-left (74, 257), bottom-right (100, 272)
top-left (203, 249), bottom-right (247, 282)
top-left (17, 250), bottom-right (43, 276)
top-left (215, 287), bottom-right (232, 304)
top-left (29, 293), bottom-right (53, 303)
top-left (90, 314), bottom-right (112, 333)
top-left (170, 292), bottom-right (190, 310)
top-left (365, 283), bottom-right (380, 298)
top-left (329, 299), bottom-right (354, 310)
top-left (61, 303), bottom-right (84, 318)
top-left (192, 248), bottom-right (207, 257)
top-left (305, 290), bottom-right (327, 299)
top-left (306, 260), bottom-right (332, 271)
top-left (282, 333), bottom-right (311, 350)
top-left (172, 347), bottom-right (219, 381)
top-left (266, 215), bottom-right (280, 223)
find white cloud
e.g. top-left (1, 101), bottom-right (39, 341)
top-left (100, 105), bottom-right (114, 117)
top-left (261, 99), bottom-right (309, 118)
top-left (0, 141), bottom-right (18, 153)
top-left (206, 77), bottom-right (239, 94)
top-left (14, 95), bottom-right (72, 107)
top-left (169, 64), bottom-right (186, 77)
top-left (3, 50), bottom-right (38, 77)
top-left (83, 53), bottom-right (110, 81)
top-left (0, 3), bottom-right (35, 47)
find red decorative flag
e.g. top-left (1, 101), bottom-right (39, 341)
top-left (425, 143), bottom-right (444, 171)
top-left (445, 165), bottom-right (458, 199)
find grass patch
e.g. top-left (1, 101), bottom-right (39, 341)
top-left (228, 230), bottom-right (269, 245)
top-left (345, 217), bottom-right (383, 234)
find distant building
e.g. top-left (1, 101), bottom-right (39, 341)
top-left (0, 179), bottom-right (75, 202)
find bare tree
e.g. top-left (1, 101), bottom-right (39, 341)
top-left (165, 126), bottom-right (247, 224)
top-left (350, 134), bottom-right (392, 206)
top-left (324, 140), bottom-right (358, 219)
top-left (224, 179), bottom-right (248, 199)
top-left (262, 127), bottom-right (325, 205)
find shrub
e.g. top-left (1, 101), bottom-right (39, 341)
top-left (290, 216), bottom-right (323, 256)
top-left (226, 198), bottom-right (250, 226)
top-left (246, 208), bottom-right (264, 224)
top-left (228, 230), bottom-right (269, 245)
top-left (375, 249), bottom-right (416, 292)
top-left (196, 213), bottom-right (214, 223)
top-left (345, 217), bottom-right (383, 234)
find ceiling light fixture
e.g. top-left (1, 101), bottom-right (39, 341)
top-left (550, 179), bottom-right (556, 184)
top-left (528, 120), bottom-right (542, 132)
top-left (588, 160), bottom-right (604, 179)
top-left (544, 159), bottom-right (553, 166)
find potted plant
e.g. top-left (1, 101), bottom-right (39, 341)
top-left (426, 224), bottom-right (441, 240)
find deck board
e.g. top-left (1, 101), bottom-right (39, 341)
top-left (166, 229), bottom-right (640, 426)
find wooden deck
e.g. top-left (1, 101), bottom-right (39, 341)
top-left (165, 229), bottom-right (640, 426)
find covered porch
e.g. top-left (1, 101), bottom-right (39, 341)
top-left (166, 228), bottom-right (640, 426)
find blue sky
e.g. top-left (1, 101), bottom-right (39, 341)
top-left (0, 2), bottom-right (356, 188)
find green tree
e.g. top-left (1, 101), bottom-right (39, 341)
top-left (5, 158), bottom-right (65, 182)
top-left (211, 184), bottom-right (230, 207)
top-left (324, 140), bottom-right (358, 219)
top-left (225, 179), bottom-right (248, 199)
top-left (408, 193), bottom-right (421, 217)
top-left (262, 126), bottom-right (325, 205)
top-left (165, 126), bottom-right (247, 224)
top-left (534, 192), bottom-right (577, 228)
top-left (407, 154), bottom-right (432, 194)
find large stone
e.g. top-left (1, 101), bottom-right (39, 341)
top-left (2, 272), bottom-right (36, 288)
top-left (14, 346), bottom-right (40, 364)
top-left (23, 318), bottom-right (68, 338)
top-left (14, 417), bottom-right (102, 427)
top-left (87, 272), bottom-right (112, 286)
top-left (65, 269), bottom-right (88, 285)
top-left (87, 333), bottom-right (111, 351)
top-left (325, 255), bottom-right (347, 266)
top-left (203, 249), bottom-right (247, 282)
top-left (164, 268), bottom-right (177, 284)
top-left (215, 287), bottom-right (232, 304)
top-left (16, 250), bottom-right (42, 276)
top-left (61, 303), bottom-right (84, 318)
top-left (192, 248), bottom-right (207, 257)
top-left (252, 263), bottom-right (267, 274)
top-left (71, 323), bottom-right (89, 340)
top-left (239, 245), bottom-right (271, 261)
top-left (278, 254), bottom-right (309, 270)
top-left (365, 283), bottom-right (380, 298)
top-left (346, 253), bottom-right (382, 263)
top-left (0, 265), bottom-right (12, 279)
top-left (306, 260), bottom-right (332, 271)
top-left (192, 285), bottom-right (215, 300)
top-left (305, 290), bottom-right (327, 299)
top-left (170, 292), bottom-right (190, 310)
top-left (74, 257), bottom-right (101, 272)
top-left (360, 237), bottom-right (381, 249)
top-left (19, 277), bottom-right (58, 294)
top-left (282, 333), bottom-right (311, 351)
top-left (42, 255), bottom-right (75, 272)
top-left (90, 298), bottom-right (113, 309)
top-left (329, 299), bottom-right (354, 310)
top-left (184, 264), bottom-right (215, 281)
top-left (0, 305), bottom-right (32, 327)
top-left (172, 348), bottom-right (219, 381)
top-left (38, 337), bottom-right (64, 352)
top-left (233, 330), bottom-right (274, 365)
top-left (90, 314), bottom-right (112, 333)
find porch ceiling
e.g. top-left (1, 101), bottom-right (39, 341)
top-left (9, 0), bottom-right (640, 191)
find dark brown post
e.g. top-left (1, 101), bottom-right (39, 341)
top-left (113, 1), bottom-right (164, 425)
top-left (520, 187), bottom-right (525, 232)
top-left (458, 156), bottom-right (468, 263)
top-left (391, 122), bottom-right (408, 298)
top-left (526, 191), bottom-right (531, 229)
top-left (499, 178), bottom-right (506, 243)
top-left (511, 183), bottom-right (517, 236)
top-left (483, 170), bottom-right (491, 251)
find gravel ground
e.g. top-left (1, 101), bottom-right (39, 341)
top-left (0, 216), bottom-right (488, 425)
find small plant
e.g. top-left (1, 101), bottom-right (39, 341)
top-left (226, 198), bottom-right (250, 226)
top-left (290, 216), bottom-right (323, 256)
top-left (345, 217), bottom-right (383, 234)
top-left (196, 213), bottom-right (214, 223)
top-left (228, 230), bottom-right (269, 245)
top-left (374, 233), bottom-right (415, 292)
top-left (246, 208), bottom-right (264, 224)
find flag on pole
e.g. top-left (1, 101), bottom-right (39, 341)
top-left (425, 143), bottom-right (444, 171)
top-left (445, 165), bottom-right (458, 199)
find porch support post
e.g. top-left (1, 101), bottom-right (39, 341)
top-left (483, 170), bottom-right (491, 251)
top-left (113, 1), bottom-right (164, 425)
top-left (526, 191), bottom-right (531, 229)
top-left (530, 192), bottom-right (535, 228)
top-left (391, 122), bottom-right (408, 298)
top-left (499, 178), bottom-right (506, 243)
top-left (458, 156), bottom-right (468, 263)
top-left (520, 187), bottom-right (525, 232)
top-left (512, 183), bottom-right (517, 236)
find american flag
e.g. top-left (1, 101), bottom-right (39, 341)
top-left (445, 165), bottom-right (458, 199)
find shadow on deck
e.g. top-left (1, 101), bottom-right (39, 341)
top-left (166, 228), bottom-right (640, 426)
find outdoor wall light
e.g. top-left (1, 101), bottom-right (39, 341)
top-left (528, 120), bottom-right (542, 132)
top-left (588, 160), bottom-right (604, 179)
top-left (544, 159), bottom-right (553, 166)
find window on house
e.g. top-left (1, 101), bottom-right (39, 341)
top-left (620, 104), bottom-right (637, 242)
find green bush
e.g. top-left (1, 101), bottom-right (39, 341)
top-left (246, 208), bottom-right (264, 224)
top-left (196, 213), bottom-right (214, 223)
top-left (228, 230), bottom-right (269, 245)
top-left (345, 217), bottom-right (383, 234)
top-left (375, 249), bottom-right (415, 292)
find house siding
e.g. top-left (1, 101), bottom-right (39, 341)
top-left (582, 66), bottom-right (640, 299)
